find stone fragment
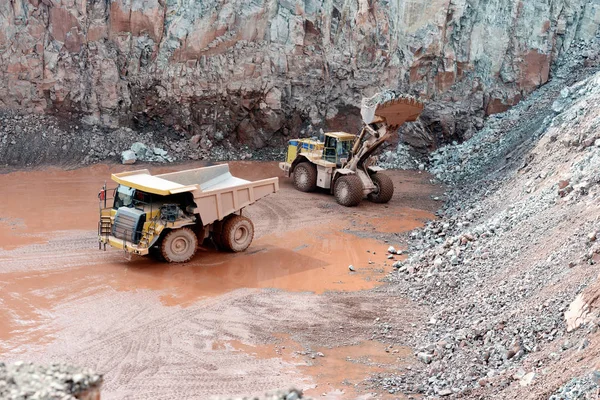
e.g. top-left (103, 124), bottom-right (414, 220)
top-left (121, 150), bottom-right (137, 164)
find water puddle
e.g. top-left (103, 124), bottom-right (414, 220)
top-left (0, 161), bottom-right (440, 396)
top-left (0, 222), bottom-right (398, 351)
top-left (353, 209), bottom-right (435, 233)
top-left (216, 334), bottom-right (412, 399)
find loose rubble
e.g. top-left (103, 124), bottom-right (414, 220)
top-left (121, 142), bottom-right (173, 164)
top-left (218, 388), bottom-right (310, 400)
top-left (0, 109), bottom-right (285, 168)
top-left (371, 49), bottom-right (600, 398)
top-left (549, 373), bottom-right (599, 400)
top-left (0, 361), bottom-right (102, 400)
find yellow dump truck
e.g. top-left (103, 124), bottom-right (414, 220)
top-left (98, 164), bottom-right (279, 262)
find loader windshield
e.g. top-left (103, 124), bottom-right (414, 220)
top-left (337, 140), bottom-right (352, 159)
top-left (323, 137), bottom-right (353, 165)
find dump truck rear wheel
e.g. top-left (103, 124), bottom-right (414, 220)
top-left (221, 215), bottom-right (254, 252)
top-left (367, 173), bottom-right (394, 204)
top-left (293, 162), bottom-right (317, 192)
top-left (334, 175), bottom-right (363, 207)
top-left (160, 228), bottom-right (198, 263)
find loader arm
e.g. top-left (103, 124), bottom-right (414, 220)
top-left (346, 91), bottom-right (425, 172)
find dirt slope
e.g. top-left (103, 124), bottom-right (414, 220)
top-left (371, 63), bottom-right (600, 398)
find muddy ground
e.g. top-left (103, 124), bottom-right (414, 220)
top-left (0, 161), bottom-right (442, 399)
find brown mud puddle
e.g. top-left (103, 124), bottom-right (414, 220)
top-left (352, 209), bottom-right (435, 233)
top-left (0, 222), bottom-right (407, 351)
top-left (0, 162), bottom-right (440, 397)
top-left (216, 334), bottom-right (412, 399)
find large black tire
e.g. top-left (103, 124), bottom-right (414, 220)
top-left (221, 215), bottom-right (255, 252)
top-left (293, 162), bottom-right (317, 192)
top-left (334, 175), bottom-right (363, 207)
top-left (160, 227), bottom-right (198, 263)
top-left (367, 173), bottom-right (394, 204)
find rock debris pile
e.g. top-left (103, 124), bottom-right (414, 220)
top-left (0, 361), bottom-right (102, 400)
top-left (0, 110), bottom-right (284, 168)
top-left (218, 388), bottom-right (310, 400)
top-left (371, 61), bottom-right (600, 397)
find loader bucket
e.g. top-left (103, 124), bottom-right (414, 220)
top-left (361, 90), bottom-right (425, 129)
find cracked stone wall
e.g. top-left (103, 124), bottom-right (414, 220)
top-left (1, 0), bottom-right (599, 150)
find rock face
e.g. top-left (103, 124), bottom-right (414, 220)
top-left (1, 0), bottom-right (599, 150)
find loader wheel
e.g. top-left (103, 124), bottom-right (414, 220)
top-left (293, 162), bottom-right (317, 192)
top-left (367, 173), bottom-right (394, 204)
top-left (160, 228), bottom-right (198, 263)
top-left (221, 215), bottom-right (255, 252)
top-left (334, 175), bottom-right (363, 207)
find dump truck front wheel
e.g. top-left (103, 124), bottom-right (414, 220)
top-left (293, 162), bottom-right (317, 192)
top-left (160, 227), bottom-right (198, 263)
top-left (334, 175), bottom-right (363, 207)
top-left (222, 215), bottom-right (255, 252)
top-left (367, 173), bottom-right (394, 204)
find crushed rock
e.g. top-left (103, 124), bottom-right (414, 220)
top-left (0, 361), bottom-right (102, 400)
top-left (370, 45), bottom-right (600, 398)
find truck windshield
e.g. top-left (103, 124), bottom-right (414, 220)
top-left (114, 185), bottom-right (135, 209)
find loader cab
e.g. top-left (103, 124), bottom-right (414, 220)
top-left (322, 133), bottom-right (355, 166)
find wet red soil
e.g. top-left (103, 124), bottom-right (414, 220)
top-left (0, 161), bottom-right (441, 398)
top-left (219, 334), bottom-right (412, 399)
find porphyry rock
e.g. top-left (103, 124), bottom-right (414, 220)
top-left (1, 0), bottom-right (598, 150)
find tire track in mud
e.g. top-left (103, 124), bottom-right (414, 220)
top-left (0, 166), bottom-right (441, 399)
top-left (8, 285), bottom-right (423, 399)
top-left (31, 291), bottom-right (308, 398)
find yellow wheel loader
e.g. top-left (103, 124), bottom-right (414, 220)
top-left (279, 91), bottom-right (424, 206)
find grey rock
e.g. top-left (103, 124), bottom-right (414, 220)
top-left (121, 150), bottom-right (137, 164)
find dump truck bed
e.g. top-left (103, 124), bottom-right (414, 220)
top-left (111, 164), bottom-right (279, 225)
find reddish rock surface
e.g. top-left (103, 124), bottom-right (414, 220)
top-left (0, 0), bottom-right (598, 148)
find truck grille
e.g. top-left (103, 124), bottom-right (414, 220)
top-left (112, 207), bottom-right (146, 244)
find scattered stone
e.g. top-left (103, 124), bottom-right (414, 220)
top-left (348, 265), bottom-right (356, 272)
top-left (121, 150), bottom-right (137, 164)
top-left (0, 361), bottom-right (102, 400)
top-left (417, 352), bottom-right (433, 364)
top-left (519, 372), bottom-right (536, 386)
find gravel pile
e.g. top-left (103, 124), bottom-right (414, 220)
top-left (370, 49), bottom-right (600, 398)
top-left (549, 373), bottom-right (599, 400)
top-left (0, 110), bottom-right (285, 168)
top-left (218, 388), bottom-right (310, 400)
top-left (428, 39), bottom-right (600, 185)
top-left (0, 361), bottom-right (102, 400)
top-left (378, 143), bottom-right (424, 171)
